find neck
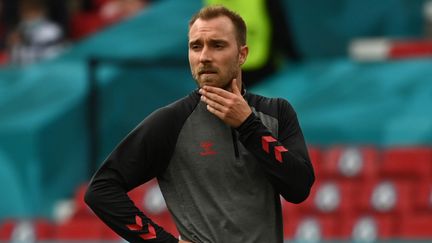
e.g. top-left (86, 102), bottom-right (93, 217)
top-left (226, 72), bottom-right (243, 92)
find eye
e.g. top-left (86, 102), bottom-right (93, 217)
top-left (214, 42), bottom-right (225, 49)
top-left (190, 44), bottom-right (202, 51)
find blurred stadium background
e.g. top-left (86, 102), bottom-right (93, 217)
top-left (1, 0), bottom-right (432, 242)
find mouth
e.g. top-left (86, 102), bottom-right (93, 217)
top-left (200, 72), bottom-right (217, 76)
top-left (198, 67), bottom-right (218, 75)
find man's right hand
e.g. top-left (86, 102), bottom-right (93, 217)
top-left (179, 240), bottom-right (192, 243)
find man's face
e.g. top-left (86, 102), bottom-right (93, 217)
top-left (188, 16), bottom-right (248, 89)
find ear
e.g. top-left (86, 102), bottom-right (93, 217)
top-left (238, 45), bottom-right (249, 65)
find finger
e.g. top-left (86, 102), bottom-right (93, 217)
top-left (201, 95), bottom-right (226, 113)
top-left (202, 90), bottom-right (229, 106)
top-left (231, 79), bottom-right (241, 96)
top-left (203, 85), bottom-right (234, 99)
top-left (206, 104), bottom-right (225, 119)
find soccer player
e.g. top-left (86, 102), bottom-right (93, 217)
top-left (85, 5), bottom-right (315, 243)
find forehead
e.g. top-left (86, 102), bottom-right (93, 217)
top-left (188, 16), bottom-right (236, 41)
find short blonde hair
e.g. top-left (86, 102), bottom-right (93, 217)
top-left (189, 5), bottom-right (247, 46)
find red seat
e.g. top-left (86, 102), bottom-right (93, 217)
top-left (292, 180), bottom-right (354, 216)
top-left (413, 179), bottom-right (432, 212)
top-left (284, 215), bottom-right (339, 240)
top-left (398, 214), bottom-right (432, 238)
top-left (0, 220), bottom-right (15, 241)
top-left (282, 180), bottom-right (355, 240)
top-left (355, 179), bottom-right (412, 216)
top-left (340, 214), bottom-right (396, 240)
top-left (69, 12), bottom-right (106, 40)
top-left (54, 217), bottom-right (106, 240)
top-left (101, 224), bottom-right (121, 240)
top-left (0, 51), bottom-right (8, 65)
top-left (127, 180), bottom-right (156, 211)
top-left (73, 183), bottom-right (94, 218)
top-left (149, 210), bottom-right (179, 238)
top-left (33, 219), bottom-right (55, 240)
top-left (320, 146), bottom-right (379, 181)
top-left (380, 147), bottom-right (432, 180)
top-left (0, 219), bottom-right (55, 241)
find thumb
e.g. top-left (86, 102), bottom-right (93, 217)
top-left (231, 79), bottom-right (241, 95)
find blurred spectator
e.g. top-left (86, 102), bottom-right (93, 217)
top-left (0, 0), bottom-right (17, 64)
top-left (0, 0), bottom-right (20, 32)
top-left (45, 0), bottom-right (70, 38)
top-left (0, 2), bottom-right (5, 64)
top-left (6, 0), bottom-right (65, 65)
top-left (243, 0), bottom-right (300, 86)
top-left (205, 0), bottom-right (300, 86)
top-left (100, 0), bottom-right (149, 25)
top-left (69, 0), bottom-right (149, 40)
top-left (424, 0), bottom-right (432, 38)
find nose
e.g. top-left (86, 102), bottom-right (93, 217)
top-left (199, 46), bottom-right (212, 63)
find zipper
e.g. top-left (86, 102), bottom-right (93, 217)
top-left (231, 128), bottom-right (239, 158)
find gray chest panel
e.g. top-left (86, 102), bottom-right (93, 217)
top-left (158, 102), bottom-right (282, 243)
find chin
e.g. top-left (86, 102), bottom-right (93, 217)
top-left (198, 77), bottom-right (230, 89)
top-left (199, 79), bottom-right (218, 87)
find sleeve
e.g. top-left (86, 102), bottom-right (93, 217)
top-left (84, 107), bottom-right (180, 243)
top-left (235, 98), bottom-right (315, 203)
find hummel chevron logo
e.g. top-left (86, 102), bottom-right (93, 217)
top-left (261, 136), bottom-right (288, 163)
top-left (200, 141), bottom-right (217, 156)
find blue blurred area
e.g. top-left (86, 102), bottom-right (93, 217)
top-left (252, 58), bottom-right (432, 146)
top-left (0, 0), bottom-right (201, 219)
top-left (284, 0), bottom-right (425, 58)
top-left (0, 0), bottom-right (431, 222)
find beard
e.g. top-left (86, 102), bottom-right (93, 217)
top-left (192, 64), bottom-right (239, 89)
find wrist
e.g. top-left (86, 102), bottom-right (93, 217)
top-left (236, 112), bottom-right (256, 132)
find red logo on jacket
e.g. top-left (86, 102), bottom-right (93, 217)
top-left (200, 141), bottom-right (217, 156)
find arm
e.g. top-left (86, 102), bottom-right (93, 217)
top-left (236, 99), bottom-right (314, 203)
top-left (84, 107), bottom-right (182, 243)
top-left (199, 81), bottom-right (314, 203)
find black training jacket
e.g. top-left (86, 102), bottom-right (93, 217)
top-left (85, 89), bottom-right (315, 243)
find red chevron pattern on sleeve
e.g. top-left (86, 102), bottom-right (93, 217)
top-left (274, 146), bottom-right (288, 163)
top-left (262, 136), bottom-right (277, 153)
top-left (126, 215), bottom-right (157, 240)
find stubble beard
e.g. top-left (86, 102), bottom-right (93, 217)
top-left (192, 65), bottom-right (239, 90)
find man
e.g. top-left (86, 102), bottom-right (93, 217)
top-left (6, 0), bottom-right (65, 65)
top-left (85, 5), bottom-right (314, 243)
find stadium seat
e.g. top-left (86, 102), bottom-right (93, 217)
top-left (0, 219), bottom-right (54, 241)
top-left (282, 180), bottom-right (356, 240)
top-left (380, 147), bottom-right (432, 180)
top-left (0, 51), bottom-right (8, 65)
top-left (53, 217), bottom-right (107, 240)
top-left (355, 179), bottom-right (412, 216)
top-left (101, 224), bottom-right (121, 240)
top-left (398, 214), bottom-right (432, 238)
top-left (320, 146), bottom-right (379, 181)
top-left (127, 181), bottom-right (152, 211)
top-left (340, 214), bottom-right (395, 241)
top-left (292, 180), bottom-right (354, 216)
top-left (0, 220), bottom-right (14, 241)
top-left (33, 219), bottom-right (55, 240)
top-left (72, 183), bottom-right (94, 218)
top-left (413, 179), bottom-right (432, 212)
top-left (284, 215), bottom-right (339, 241)
top-left (69, 12), bottom-right (106, 40)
